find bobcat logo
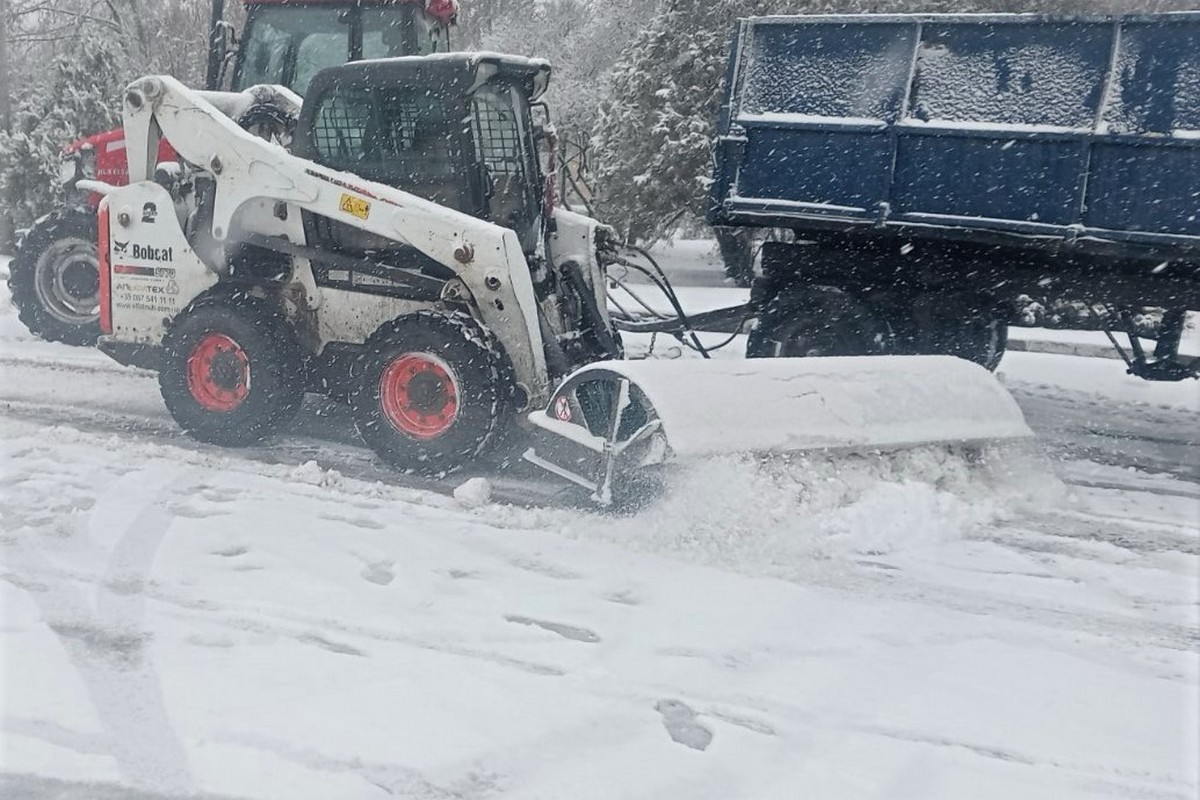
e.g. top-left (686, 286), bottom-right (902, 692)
top-left (112, 240), bottom-right (129, 255)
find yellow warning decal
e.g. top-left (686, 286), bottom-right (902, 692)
top-left (339, 193), bottom-right (371, 220)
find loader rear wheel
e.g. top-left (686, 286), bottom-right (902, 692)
top-left (7, 208), bottom-right (101, 346)
top-left (748, 285), bottom-right (887, 359)
top-left (352, 312), bottom-right (514, 477)
top-left (159, 297), bottom-right (304, 446)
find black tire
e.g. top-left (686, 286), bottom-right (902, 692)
top-left (237, 102), bottom-right (297, 149)
top-left (8, 207), bottom-right (101, 345)
top-left (911, 292), bottom-right (1008, 371)
top-left (158, 295), bottom-right (304, 447)
top-left (748, 285), bottom-right (888, 358)
top-left (351, 312), bottom-right (514, 477)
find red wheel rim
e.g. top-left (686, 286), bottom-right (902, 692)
top-left (380, 353), bottom-right (460, 440)
top-left (186, 333), bottom-right (250, 412)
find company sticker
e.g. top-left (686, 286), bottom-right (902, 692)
top-left (339, 193), bottom-right (371, 220)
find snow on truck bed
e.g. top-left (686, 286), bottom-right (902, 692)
top-left (1, 255), bottom-right (1197, 799)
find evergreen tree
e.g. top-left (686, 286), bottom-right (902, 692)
top-left (590, 0), bottom-right (1199, 243)
top-left (590, 0), bottom-right (771, 241)
top-left (0, 34), bottom-right (122, 226)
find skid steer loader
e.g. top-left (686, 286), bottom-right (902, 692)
top-left (94, 55), bottom-right (1032, 505)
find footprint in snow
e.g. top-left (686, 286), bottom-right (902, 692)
top-left (655, 699), bottom-right (713, 751)
top-left (199, 487), bottom-right (242, 504)
top-left (211, 545), bottom-right (248, 558)
top-left (298, 632), bottom-right (365, 657)
top-left (361, 561), bottom-right (395, 586)
top-left (603, 590), bottom-right (641, 606)
top-left (505, 615), bottom-right (600, 643)
top-left (508, 556), bottom-right (580, 580)
top-left (170, 502), bottom-right (230, 519)
top-left (708, 710), bottom-right (777, 736)
top-left (319, 512), bottom-right (386, 531)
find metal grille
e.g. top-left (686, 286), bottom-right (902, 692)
top-left (473, 93), bottom-right (522, 176)
top-left (378, 89), bottom-right (423, 155)
top-left (312, 88), bottom-right (371, 162)
top-left (313, 87), bottom-right (453, 169)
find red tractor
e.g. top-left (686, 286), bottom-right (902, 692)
top-left (8, 0), bottom-right (458, 345)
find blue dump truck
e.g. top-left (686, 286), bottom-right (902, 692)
top-left (706, 12), bottom-right (1200, 380)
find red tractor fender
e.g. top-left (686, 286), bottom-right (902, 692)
top-left (64, 128), bottom-right (178, 208)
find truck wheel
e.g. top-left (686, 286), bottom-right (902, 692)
top-left (748, 285), bottom-right (888, 358)
top-left (351, 312), bottom-right (514, 477)
top-left (912, 293), bottom-right (1008, 371)
top-left (158, 297), bottom-right (304, 447)
top-left (7, 208), bottom-right (100, 345)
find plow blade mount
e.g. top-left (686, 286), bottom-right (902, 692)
top-left (524, 356), bottom-right (1033, 506)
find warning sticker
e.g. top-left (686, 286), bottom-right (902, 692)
top-left (554, 395), bottom-right (572, 422)
top-left (339, 193), bottom-right (371, 220)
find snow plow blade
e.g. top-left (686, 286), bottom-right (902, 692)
top-left (523, 356), bottom-right (1033, 506)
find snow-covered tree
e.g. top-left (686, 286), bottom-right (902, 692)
top-left (0, 34), bottom-right (123, 226)
top-left (464, 0), bottom-right (647, 142)
top-left (0, 0), bottom-right (213, 230)
top-left (589, 0), bottom-right (752, 240)
top-left (591, 0), bottom-right (1200, 243)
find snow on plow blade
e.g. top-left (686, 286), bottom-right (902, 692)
top-left (523, 356), bottom-right (1033, 506)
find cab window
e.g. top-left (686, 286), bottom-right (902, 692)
top-left (472, 82), bottom-right (540, 250)
top-left (362, 8), bottom-right (449, 60)
top-left (235, 7), bottom-right (350, 94)
top-left (310, 84), bottom-right (465, 211)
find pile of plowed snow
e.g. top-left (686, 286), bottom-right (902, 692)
top-left (508, 445), bottom-right (1064, 578)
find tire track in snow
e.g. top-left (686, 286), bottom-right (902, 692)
top-left (5, 410), bottom-right (1194, 653)
top-left (0, 397), bottom-right (572, 509)
top-left (6, 561), bottom-right (570, 679)
top-left (2, 466), bottom-right (197, 793)
top-left (4, 348), bottom-right (1197, 508)
top-left (789, 551), bottom-right (1198, 653)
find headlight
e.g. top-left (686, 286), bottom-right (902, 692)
top-left (58, 156), bottom-right (78, 185)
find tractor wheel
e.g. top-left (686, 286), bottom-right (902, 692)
top-left (158, 296), bottom-right (304, 447)
top-left (351, 312), bottom-right (515, 477)
top-left (7, 207), bottom-right (101, 345)
top-left (748, 285), bottom-right (889, 358)
top-left (237, 102), bottom-right (297, 148)
top-left (911, 292), bottom-right (1008, 371)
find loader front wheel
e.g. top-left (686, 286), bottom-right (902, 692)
top-left (352, 312), bottom-right (513, 477)
top-left (159, 298), bottom-right (304, 447)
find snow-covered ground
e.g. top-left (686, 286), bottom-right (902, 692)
top-left (2, 254), bottom-right (1197, 799)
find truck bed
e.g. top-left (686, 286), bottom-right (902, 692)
top-left (708, 12), bottom-right (1200, 263)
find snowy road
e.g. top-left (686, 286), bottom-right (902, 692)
top-left (2, 254), bottom-right (1197, 799)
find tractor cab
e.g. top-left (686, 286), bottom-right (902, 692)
top-left (291, 54), bottom-right (553, 257)
top-left (226, 0), bottom-right (457, 93)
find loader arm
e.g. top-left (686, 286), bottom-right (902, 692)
top-left (119, 75), bottom-right (550, 401)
